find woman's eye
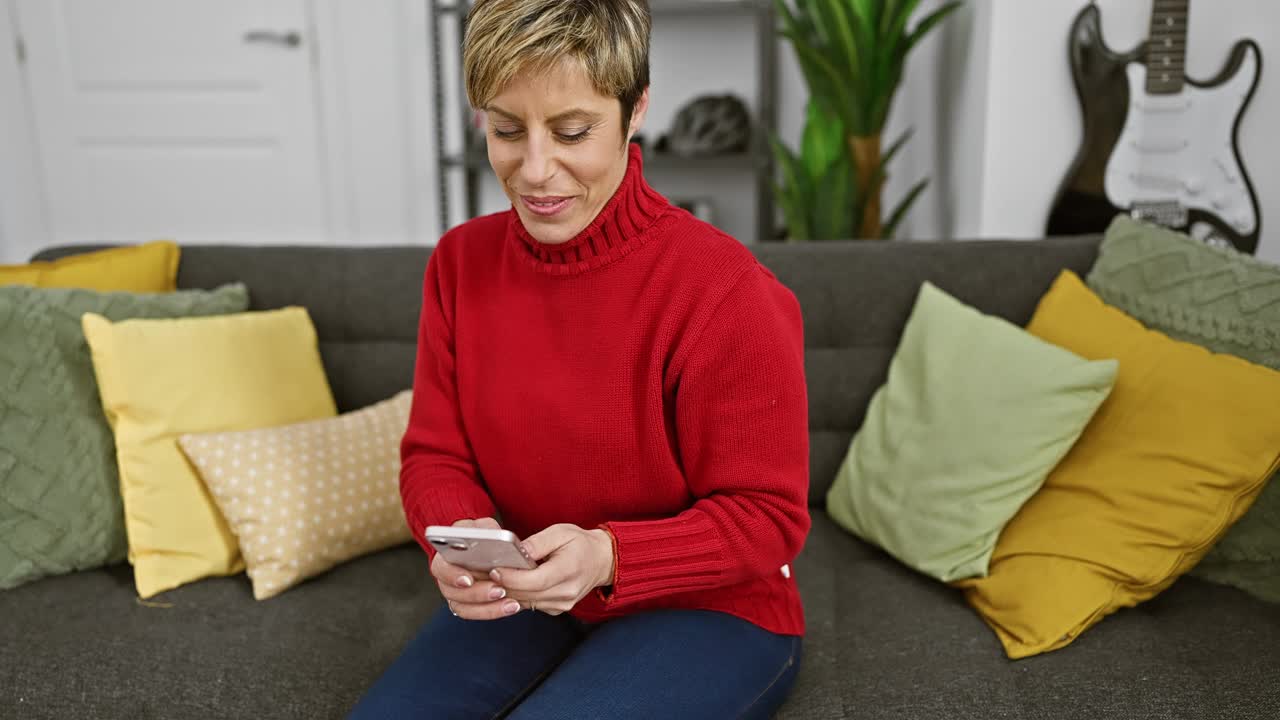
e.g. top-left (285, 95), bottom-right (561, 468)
top-left (557, 130), bottom-right (591, 144)
top-left (492, 128), bottom-right (522, 140)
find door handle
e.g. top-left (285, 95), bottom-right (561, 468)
top-left (244, 30), bottom-right (302, 48)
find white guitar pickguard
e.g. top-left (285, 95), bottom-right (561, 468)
top-left (1104, 44), bottom-right (1259, 235)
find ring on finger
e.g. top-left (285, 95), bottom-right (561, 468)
top-left (448, 602), bottom-right (458, 617)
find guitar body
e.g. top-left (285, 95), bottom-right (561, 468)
top-left (1046, 4), bottom-right (1263, 254)
top-left (1047, 5), bottom-right (1141, 238)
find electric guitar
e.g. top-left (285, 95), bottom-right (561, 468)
top-left (1046, 0), bottom-right (1262, 254)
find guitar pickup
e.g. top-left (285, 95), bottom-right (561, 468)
top-left (1131, 202), bottom-right (1189, 227)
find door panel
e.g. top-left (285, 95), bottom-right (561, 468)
top-left (17, 0), bottom-right (329, 245)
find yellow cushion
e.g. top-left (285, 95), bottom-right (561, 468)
top-left (82, 307), bottom-right (337, 598)
top-left (178, 391), bottom-right (413, 600)
top-left (957, 271), bottom-right (1280, 658)
top-left (0, 241), bottom-right (180, 292)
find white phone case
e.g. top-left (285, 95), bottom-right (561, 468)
top-left (425, 526), bottom-right (537, 571)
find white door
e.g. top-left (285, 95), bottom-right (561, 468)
top-left (15, 0), bottom-right (329, 246)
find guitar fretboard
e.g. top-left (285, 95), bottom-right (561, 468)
top-left (1146, 0), bottom-right (1190, 94)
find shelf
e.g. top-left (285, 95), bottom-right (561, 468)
top-left (434, 1), bottom-right (763, 17)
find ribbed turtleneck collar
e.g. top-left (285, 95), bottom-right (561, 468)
top-left (510, 142), bottom-right (670, 275)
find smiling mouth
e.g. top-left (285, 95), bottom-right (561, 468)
top-left (520, 195), bottom-right (574, 217)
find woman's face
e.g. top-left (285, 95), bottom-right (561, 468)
top-left (485, 59), bottom-right (648, 245)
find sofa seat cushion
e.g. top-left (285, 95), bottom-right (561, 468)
top-left (2, 511), bottom-right (1277, 719)
top-left (0, 545), bottom-right (440, 718)
top-left (780, 513), bottom-right (1280, 719)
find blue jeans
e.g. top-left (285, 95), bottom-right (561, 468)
top-left (349, 606), bottom-right (802, 719)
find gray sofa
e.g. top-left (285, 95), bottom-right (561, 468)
top-left (5, 237), bottom-right (1279, 719)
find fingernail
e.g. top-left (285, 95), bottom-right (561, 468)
top-left (456, 575), bottom-right (473, 588)
top-left (502, 600), bottom-right (520, 615)
top-left (489, 569), bottom-right (502, 583)
top-left (488, 587), bottom-right (506, 601)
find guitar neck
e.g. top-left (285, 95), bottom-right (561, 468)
top-left (1146, 0), bottom-right (1190, 94)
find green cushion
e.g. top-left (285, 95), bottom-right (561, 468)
top-left (1087, 215), bottom-right (1280, 602)
top-left (826, 281), bottom-right (1117, 582)
top-left (0, 283), bottom-right (250, 589)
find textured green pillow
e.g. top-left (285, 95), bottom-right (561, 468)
top-left (1087, 215), bottom-right (1280, 602)
top-left (0, 283), bottom-right (249, 589)
top-left (826, 282), bottom-right (1118, 582)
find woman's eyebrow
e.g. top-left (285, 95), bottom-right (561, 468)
top-left (487, 105), bottom-right (602, 123)
top-left (546, 108), bottom-right (602, 123)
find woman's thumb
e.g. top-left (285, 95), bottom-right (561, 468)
top-left (520, 524), bottom-right (573, 562)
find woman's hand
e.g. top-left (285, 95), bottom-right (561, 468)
top-left (430, 518), bottom-right (525, 621)
top-left (491, 523), bottom-right (615, 616)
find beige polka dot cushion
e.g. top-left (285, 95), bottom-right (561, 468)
top-left (178, 390), bottom-right (412, 599)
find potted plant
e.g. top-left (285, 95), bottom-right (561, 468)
top-left (772, 0), bottom-right (961, 240)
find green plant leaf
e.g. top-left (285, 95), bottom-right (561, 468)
top-left (812, 152), bottom-right (855, 240)
top-left (883, 178), bottom-right (929, 238)
top-left (850, 0), bottom-right (879, 28)
top-left (881, 127), bottom-right (913, 166)
top-left (775, 0), bottom-right (798, 27)
top-left (905, 1), bottom-right (962, 54)
top-left (775, 0), bottom-right (805, 40)
top-left (844, 3), bottom-right (878, 131)
top-left (770, 134), bottom-right (813, 241)
top-left (880, 0), bottom-right (921, 95)
top-left (887, 0), bottom-right (923, 45)
top-left (805, 0), bottom-right (861, 110)
top-left (801, 100), bottom-right (845, 181)
top-left (775, 0), bottom-right (960, 239)
top-left (865, 127), bottom-right (913, 192)
top-left (783, 47), bottom-right (844, 125)
top-left (827, 1), bottom-right (863, 88)
top-left (782, 30), bottom-right (857, 129)
top-left (880, 0), bottom-right (905, 35)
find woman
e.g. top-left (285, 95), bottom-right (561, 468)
top-left (350, 1), bottom-right (810, 717)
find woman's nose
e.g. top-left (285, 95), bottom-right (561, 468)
top-left (518, 137), bottom-right (556, 188)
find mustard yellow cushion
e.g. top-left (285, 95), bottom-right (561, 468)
top-left (81, 307), bottom-right (337, 598)
top-left (1, 241), bottom-right (180, 292)
top-left (957, 271), bottom-right (1280, 659)
top-left (178, 391), bottom-right (412, 600)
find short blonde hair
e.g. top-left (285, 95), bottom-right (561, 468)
top-left (463, 0), bottom-right (651, 135)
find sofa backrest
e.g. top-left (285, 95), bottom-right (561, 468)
top-left (33, 236), bottom-right (1101, 506)
top-left (754, 238), bottom-right (1099, 504)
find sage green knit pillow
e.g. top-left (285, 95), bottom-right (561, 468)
top-left (826, 281), bottom-right (1117, 582)
top-left (0, 283), bottom-right (249, 589)
top-left (1086, 215), bottom-right (1280, 602)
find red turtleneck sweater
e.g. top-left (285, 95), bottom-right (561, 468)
top-left (400, 143), bottom-right (810, 635)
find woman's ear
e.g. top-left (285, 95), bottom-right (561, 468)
top-left (626, 87), bottom-right (650, 143)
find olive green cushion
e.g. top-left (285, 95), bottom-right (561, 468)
top-left (1087, 215), bottom-right (1280, 602)
top-left (826, 281), bottom-right (1117, 582)
top-left (0, 283), bottom-right (249, 589)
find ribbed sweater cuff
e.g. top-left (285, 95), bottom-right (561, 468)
top-left (403, 481), bottom-right (497, 558)
top-left (598, 515), bottom-right (724, 606)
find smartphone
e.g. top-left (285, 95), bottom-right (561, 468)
top-left (425, 526), bottom-right (537, 571)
